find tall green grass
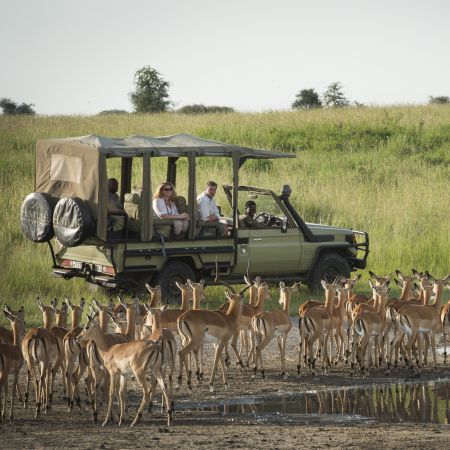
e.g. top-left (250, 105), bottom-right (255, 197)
top-left (0, 105), bottom-right (449, 325)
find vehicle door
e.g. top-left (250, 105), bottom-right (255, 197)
top-left (238, 191), bottom-right (302, 273)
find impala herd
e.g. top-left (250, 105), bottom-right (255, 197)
top-left (0, 269), bottom-right (448, 426)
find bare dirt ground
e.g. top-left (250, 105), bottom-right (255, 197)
top-left (2, 325), bottom-right (449, 449)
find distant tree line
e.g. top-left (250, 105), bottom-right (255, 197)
top-left (292, 82), bottom-right (352, 110)
top-left (2, 67), bottom-right (449, 115)
top-left (0, 97), bottom-right (35, 115)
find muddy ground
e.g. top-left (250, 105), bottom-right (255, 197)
top-left (1, 327), bottom-right (449, 449)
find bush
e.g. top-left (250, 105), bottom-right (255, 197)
top-left (178, 104), bottom-right (235, 114)
top-left (98, 109), bottom-right (129, 115)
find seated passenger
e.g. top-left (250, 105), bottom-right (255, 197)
top-left (152, 182), bottom-right (189, 237)
top-left (196, 181), bottom-right (228, 237)
top-left (239, 200), bottom-right (266, 228)
top-left (108, 178), bottom-right (123, 212)
top-left (107, 178), bottom-right (124, 231)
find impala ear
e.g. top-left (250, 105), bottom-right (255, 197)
top-left (36, 297), bottom-right (45, 312)
top-left (51, 297), bottom-right (58, 311)
top-left (224, 290), bottom-right (232, 300)
top-left (394, 278), bottom-right (401, 287)
top-left (395, 269), bottom-right (403, 280)
top-left (368, 280), bottom-right (375, 289)
top-left (355, 273), bottom-right (362, 281)
top-left (108, 299), bottom-right (114, 312)
top-left (320, 280), bottom-right (327, 290)
top-left (65, 297), bottom-right (74, 310)
top-left (279, 281), bottom-right (285, 289)
top-left (79, 298), bottom-right (86, 311)
top-left (175, 281), bottom-right (184, 290)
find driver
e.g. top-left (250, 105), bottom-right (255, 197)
top-left (239, 200), bottom-right (267, 228)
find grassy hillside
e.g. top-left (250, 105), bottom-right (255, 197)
top-left (0, 105), bottom-right (449, 324)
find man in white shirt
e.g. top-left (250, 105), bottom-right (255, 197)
top-left (197, 181), bottom-right (228, 237)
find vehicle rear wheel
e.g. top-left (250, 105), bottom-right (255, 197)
top-left (158, 261), bottom-right (196, 304)
top-left (309, 252), bottom-right (350, 294)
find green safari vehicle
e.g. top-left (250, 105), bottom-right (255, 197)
top-left (20, 134), bottom-right (369, 300)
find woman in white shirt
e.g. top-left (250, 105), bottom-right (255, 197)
top-left (152, 182), bottom-right (189, 237)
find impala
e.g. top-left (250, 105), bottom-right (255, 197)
top-left (177, 285), bottom-right (248, 392)
top-left (351, 282), bottom-right (389, 376)
top-left (252, 281), bottom-right (300, 379)
top-left (0, 306), bottom-right (24, 422)
top-left (298, 280), bottom-right (334, 376)
top-left (22, 297), bottom-right (60, 417)
top-left (62, 298), bottom-right (86, 411)
top-left (395, 274), bottom-right (449, 374)
top-left (143, 304), bottom-right (177, 412)
top-left (77, 313), bottom-right (171, 427)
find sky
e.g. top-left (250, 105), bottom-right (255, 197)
top-left (1, 0), bottom-right (449, 115)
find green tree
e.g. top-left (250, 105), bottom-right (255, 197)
top-left (429, 95), bottom-right (449, 105)
top-left (0, 97), bottom-right (35, 115)
top-left (291, 89), bottom-right (322, 110)
top-left (129, 66), bottom-right (171, 113)
top-left (323, 82), bottom-right (350, 108)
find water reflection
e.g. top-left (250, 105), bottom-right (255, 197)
top-left (179, 380), bottom-right (450, 424)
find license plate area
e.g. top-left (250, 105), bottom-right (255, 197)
top-left (71, 260), bottom-right (83, 269)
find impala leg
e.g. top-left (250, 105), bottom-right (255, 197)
top-left (118, 375), bottom-right (126, 427)
top-left (131, 370), bottom-right (150, 427)
top-left (208, 342), bottom-right (226, 392)
top-left (102, 373), bottom-right (117, 427)
top-left (230, 332), bottom-right (243, 367)
top-left (1, 378), bottom-right (7, 422)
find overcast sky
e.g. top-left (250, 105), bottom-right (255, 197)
top-left (1, 0), bottom-right (449, 115)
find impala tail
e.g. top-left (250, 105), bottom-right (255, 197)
top-left (398, 314), bottom-right (413, 336)
top-left (354, 318), bottom-right (366, 337)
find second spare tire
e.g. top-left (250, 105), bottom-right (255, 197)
top-left (20, 192), bottom-right (57, 243)
top-left (53, 197), bottom-right (94, 247)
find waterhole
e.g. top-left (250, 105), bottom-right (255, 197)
top-left (178, 379), bottom-right (450, 424)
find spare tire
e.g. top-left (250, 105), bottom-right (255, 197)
top-left (53, 197), bottom-right (94, 247)
top-left (20, 192), bottom-right (56, 243)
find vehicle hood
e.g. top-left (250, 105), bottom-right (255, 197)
top-left (306, 223), bottom-right (352, 236)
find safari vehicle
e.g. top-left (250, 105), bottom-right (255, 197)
top-left (21, 134), bottom-right (369, 300)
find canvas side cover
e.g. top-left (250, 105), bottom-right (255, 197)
top-left (35, 139), bottom-right (105, 238)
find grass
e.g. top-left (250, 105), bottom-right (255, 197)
top-left (0, 105), bottom-right (449, 326)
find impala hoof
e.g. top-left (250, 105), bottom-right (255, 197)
top-left (209, 385), bottom-right (215, 393)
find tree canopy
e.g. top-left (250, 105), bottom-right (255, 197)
top-left (129, 66), bottom-right (172, 113)
top-left (291, 89), bottom-right (322, 110)
top-left (0, 98), bottom-right (36, 115)
top-left (323, 82), bottom-right (350, 108)
top-left (429, 96), bottom-right (449, 105)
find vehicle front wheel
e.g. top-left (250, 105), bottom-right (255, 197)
top-left (308, 253), bottom-right (350, 294)
top-left (157, 261), bottom-right (196, 304)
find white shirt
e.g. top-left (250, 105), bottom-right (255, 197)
top-left (197, 192), bottom-right (220, 221)
top-left (152, 198), bottom-right (179, 218)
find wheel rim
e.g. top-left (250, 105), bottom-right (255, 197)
top-left (322, 266), bottom-right (339, 283)
top-left (166, 274), bottom-right (187, 299)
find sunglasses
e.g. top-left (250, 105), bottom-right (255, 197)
top-left (162, 187), bottom-right (173, 191)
